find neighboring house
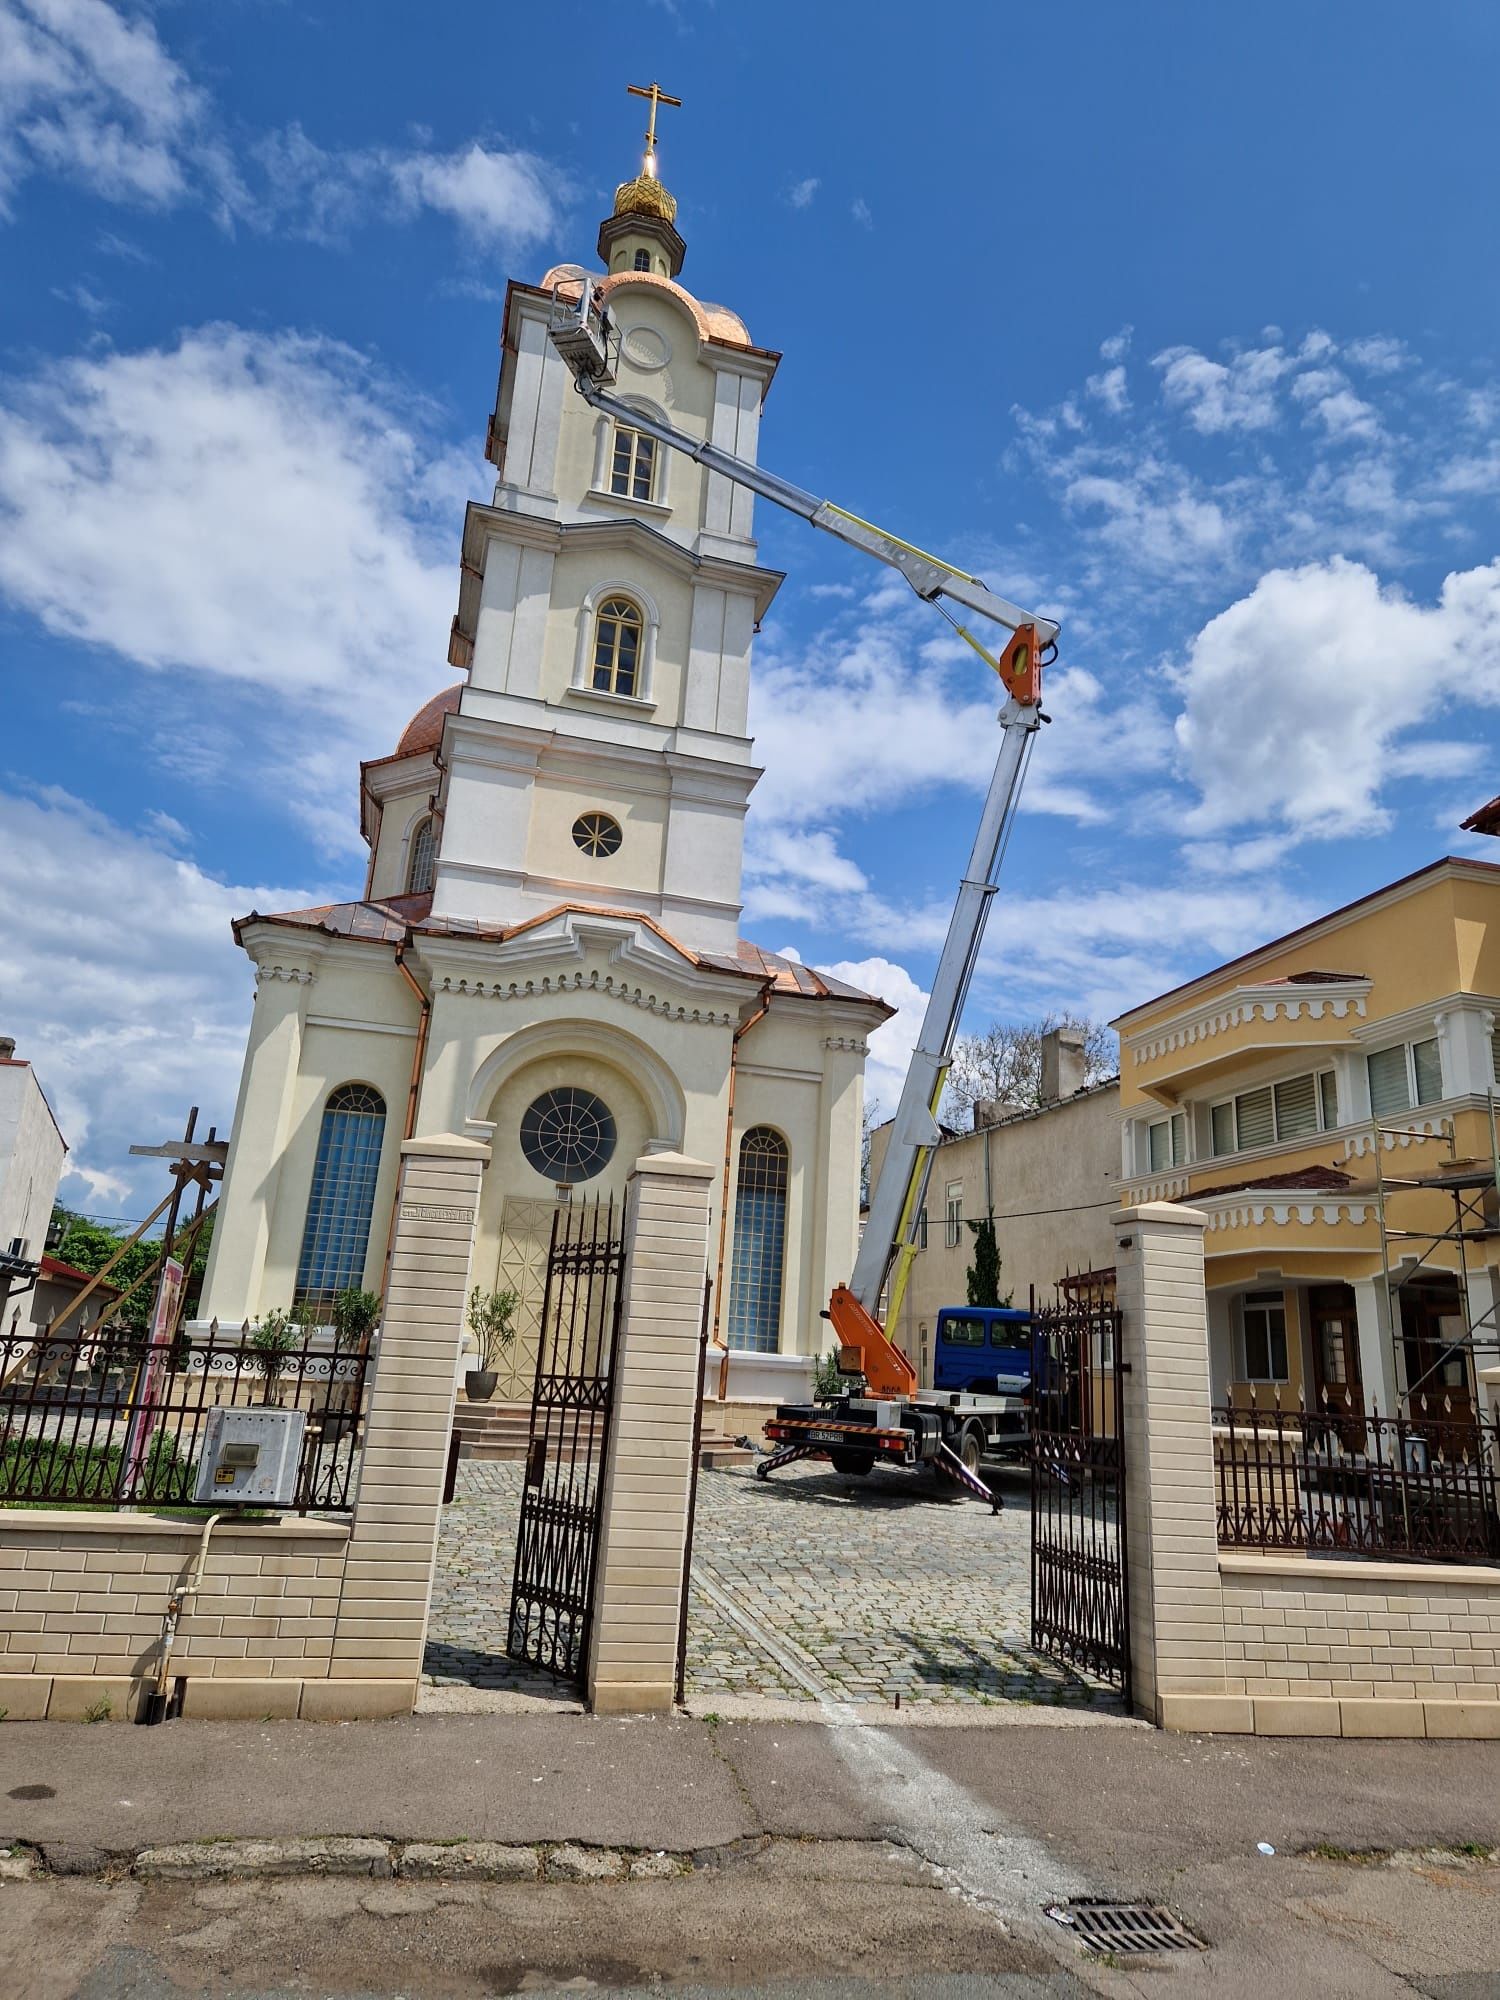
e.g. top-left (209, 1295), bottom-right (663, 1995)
top-left (0, 1034), bottom-right (66, 1310)
top-left (12, 1256), bottom-right (121, 1349)
top-left (869, 1030), bottom-right (1121, 1386)
top-left (1113, 856), bottom-right (1500, 1420)
top-left (195, 140), bottom-right (892, 1407)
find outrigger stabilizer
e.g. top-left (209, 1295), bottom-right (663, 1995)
top-left (548, 278), bottom-right (1057, 1497)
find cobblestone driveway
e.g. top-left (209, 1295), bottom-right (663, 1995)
top-left (424, 1458), bottom-right (1119, 1712)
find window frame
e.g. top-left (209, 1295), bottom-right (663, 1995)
top-left (1147, 1112), bottom-right (1186, 1173)
top-left (1208, 1066), bottom-right (1340, 1159)
top-left (944, 1180), bottom-right (964, 1250)
top-left (609, 421), bottom-right (657, 503)
top-left (726, 1126), bottom-right (790, 1355)
top-left (591, 594), bottom-right (645, 698)
top-left (571, 581), bottom-right (659, 707)
top-left (405, 812), bottom-right (437, 896)
top-left (1366, 1036), bottom-right (1445, 1119)
top-left (1240, 1288), bottom-right (1290, 1384)
top-left (293, 1083), bottom-right (388, 1319)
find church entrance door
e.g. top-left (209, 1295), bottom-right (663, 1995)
top-left (489, 1197), bottom-right (570, 1401)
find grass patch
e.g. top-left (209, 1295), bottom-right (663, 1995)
top-left (1, 1431), bottom-right (196, 1508)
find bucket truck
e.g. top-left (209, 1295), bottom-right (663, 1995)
top-left (548, 281), bottom-right (1058, 1507)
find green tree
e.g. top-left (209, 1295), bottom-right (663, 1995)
top-left (964, 1212), bottom-right (1011, 1308)
top-left (49, 1204), bottom-right (216, 1336)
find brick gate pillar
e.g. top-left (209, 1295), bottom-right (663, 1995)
top-left (326, 1134), bottom-right (488, 1716)
top-left (1115, 1200), bottom-right (1241, 1731)
top-left (586, 1151), bottom-right (714, 1715)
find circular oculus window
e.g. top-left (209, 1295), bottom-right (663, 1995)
top-left (572, 811), bottom-right (623, 858)
top-left (519, 1086), bottom-right (617, 1185)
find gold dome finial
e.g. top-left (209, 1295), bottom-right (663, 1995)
top-left (615, 79), bottom-right (681, 220)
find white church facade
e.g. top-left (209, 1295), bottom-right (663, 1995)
top-left (197, 120), bottom-right (891, 1403)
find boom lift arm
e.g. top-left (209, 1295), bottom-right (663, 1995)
top-left (547, 282), bottom-right (1055, 1399)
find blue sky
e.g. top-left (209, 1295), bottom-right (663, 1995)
top-left (3, 0), bottom-right (1500, 1211)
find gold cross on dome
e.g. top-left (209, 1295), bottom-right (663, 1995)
top-left (627, 80), bottom-right (681, 166)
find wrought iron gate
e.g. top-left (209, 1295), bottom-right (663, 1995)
top-left (507, 1199), bottom-right (625, 1686)
top-left (1029, 1293), bottom-right (1131, 1702)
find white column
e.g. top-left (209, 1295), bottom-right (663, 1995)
top-left (1352, 1275), bottom-right (1399, 1416)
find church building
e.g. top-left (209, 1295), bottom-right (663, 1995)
top-left (197, 98), bottom-right (893, 1404)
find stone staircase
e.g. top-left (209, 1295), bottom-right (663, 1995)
top-left (452, 1399), bottom-right (754, 1469)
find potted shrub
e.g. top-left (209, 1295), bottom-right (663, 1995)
top-left (251, 1309), bottom-right (299, 1407)
top-left (325, 1288), bottom-right (381, 1437)
top-left (465, 1286), bottom-right (518, 1401)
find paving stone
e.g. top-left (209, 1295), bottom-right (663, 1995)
top-left (136, 1838), bottom-right (392, 1880)
top-left (423, 1460), bottom-right (1120, 1715)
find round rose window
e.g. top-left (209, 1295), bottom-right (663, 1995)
top-left (519, 1087), bottom-right (617, 1184)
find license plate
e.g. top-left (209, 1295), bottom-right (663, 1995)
top-left (808, 1428), bottom-right (846, 1445)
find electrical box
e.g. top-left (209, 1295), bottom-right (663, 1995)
top-left (192, 1406), bottom-right (305, 1507)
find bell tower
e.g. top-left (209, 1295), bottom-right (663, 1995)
top-left (428, 87), bottom-right (784, 956)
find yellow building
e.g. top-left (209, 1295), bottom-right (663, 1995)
top-left (1113, 857), bottom-right (1500, 1422)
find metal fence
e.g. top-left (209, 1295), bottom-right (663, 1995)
top-left (0, 1322), bottom-right (369, 1514)
top-left (1215, 1397), bottom-right (1500, 1564)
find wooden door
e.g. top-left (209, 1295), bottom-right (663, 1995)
top-left (1399, 1284), bottom-right (1474, 1427)
top-left (1308, 1284), bottom-right (1363, 1419)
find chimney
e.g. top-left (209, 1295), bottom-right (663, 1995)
top-left (0, 1037), bottom-right (15, 1061)
top-left (1040, 1027), bottom-right (1087, 1104)
top-left (972, 1098), bottom-right (1009, 1132)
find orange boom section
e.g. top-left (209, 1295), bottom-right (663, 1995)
top-left (827, 1284), bottom-right (917, 1399)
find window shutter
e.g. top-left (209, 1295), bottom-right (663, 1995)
top-left (1211, 1102), bottom-right (1235, 1156)
top-left (1367, 1046), bottom-right (1410, 1118)
top-left (1235, 1086), bottom-right (1274, 1150)
top-left (1170, 1112), bottom-right (1187, 1166)
top-left (1274, 1073), bottom-right (1318, 1141)
top-left (1318, 1069), bottom-right (1339, 1130)
top-left (1412, 1037), bottom-right (1443, 1106)
top-left (1148, 1122), bottom-right (1169, 1172)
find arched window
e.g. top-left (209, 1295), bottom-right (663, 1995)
top-left (592, 595), bottom-right (644, 696)
top-left (727, 1128), bottom-right (789, 1353)
top-left (406, 814), bottom-right (437, 895)
top-left (610, 422), bottom-right (656, 502)
top-left (293, 1084), bottom-right (387, 1317)
top-left (632, 248), bottom-right (651, 272)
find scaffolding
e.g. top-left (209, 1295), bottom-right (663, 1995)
top-left (1353, 1094), bottom-right (1500, 1414)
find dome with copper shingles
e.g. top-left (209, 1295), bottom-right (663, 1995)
top-left (396, 684), bottom-right (462, 758)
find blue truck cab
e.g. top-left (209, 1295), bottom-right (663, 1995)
top-left (932, 1305), bottom-right (1034, 1396)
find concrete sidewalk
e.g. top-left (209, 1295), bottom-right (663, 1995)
top-left (6, 1715), bottom-right (1500, 1997)
top-left (4, 1712), bottom-right (1500, 1863)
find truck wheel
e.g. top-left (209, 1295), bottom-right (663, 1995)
top-left (830, 1449), bottom-right (874, 1477)
top-left (959, 1426), bottom-right (985, 1475)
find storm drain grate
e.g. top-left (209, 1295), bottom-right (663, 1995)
top-left (1046, 1898), bottom-right (1207, 1954)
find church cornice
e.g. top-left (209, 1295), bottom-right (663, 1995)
top-left (430, 962), bottom-right (737, 1029)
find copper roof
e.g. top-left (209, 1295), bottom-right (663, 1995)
top-left (1462, 793), bottom-right (1500, 836)
top-left (396, 684), bottom-right (463, 758)
top-left (235, 897), bottom-right (892, 1013)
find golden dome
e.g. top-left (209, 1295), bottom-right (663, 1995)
top-left (613, 171), bottom-right (677, 223)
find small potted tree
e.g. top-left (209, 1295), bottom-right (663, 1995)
top-left (251, 1309), bottom-right (299, 1408)
top-left (465, 1286), bottom-right (518, 1401)
top-left (326, 1287), bottom-right (381, 1437)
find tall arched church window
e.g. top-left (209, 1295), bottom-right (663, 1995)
top-left (592, 596), bottom-right (644, 697)
top-left (727, 1128), bottom-right (789, 1354)
top-left (293, 1084), bottom-right (387, 1317)
top-left (406, 814), bottom-right (437, 895)
top-left (610, 422), bottom-right (656, 502)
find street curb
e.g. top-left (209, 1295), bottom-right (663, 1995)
top-left (0, 1835), bottom-right (698, 1885)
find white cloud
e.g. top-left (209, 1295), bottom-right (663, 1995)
top-left (1064, 460), bottom-right (1233, 579)
top-left (851, 196), bottom-right (872, 229)
top-left (1345, 335), bottom-right (1411, 375)
top-left (786, 175), bottom-right (819, 209)
top-left (817, 956), bottom-right (927, 1116)
top-left (0, 1), bottom-right (564, 251)
top-left (1085, 364), bottom-right (1129, 414)
top-left (0, 324), bottom-right (466, 852)
top-left (1173, 555), bottom-right (1500, 838)
top-left (0, 786), bottom-right (315, 1211)
top-left (1099, 326), bottom-right (1132, 363)
top-left (1152, 341), bottom-right (1291, 434)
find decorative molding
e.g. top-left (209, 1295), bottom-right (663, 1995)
top-left (1130, 979), bottom-right (1371, 1065)
top-left (1341, 1118), bottom-right (1452, 1157)
top-left (1199, 1198), bottom-right (1375, 1232)
top-left (306, 1014), bottom-right (418, 1038)
top-left (435, 963), bottom-right (735, 1027)
top-left (822, 1036), bottom-right (870, 1054)
top-left (254, 962), bottom-right (317, 987)
top-left (622, 325), bottom-right (671, 372)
